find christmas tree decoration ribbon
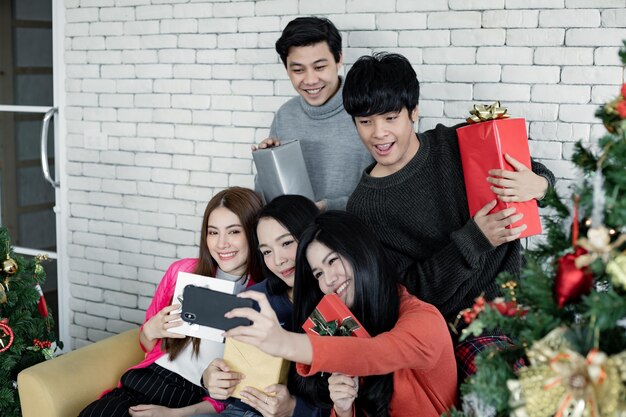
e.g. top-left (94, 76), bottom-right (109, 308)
top-left (508, 329), bottom-right (626, 417)
top-left (466, 101), bottom-right (511, 124)
top-left (575, 226), bottom-right (626, 269)
top-left (308, 308), bottom-right (361, 337)
top-left (543, 349), bottom-right (606, 417)
top-left (555, 247), bottom-right (593, 308)
top-left (607, 253), bottom-right (626, 289)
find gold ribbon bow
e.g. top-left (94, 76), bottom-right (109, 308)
top-left (467, 101), bottom-right (510, 124)
top-left (308, 308), bottom-right (361, 337)
top-left (575, 226), bottom-right (626, 269)
top-left (508, 328), bottom-right (626, 417)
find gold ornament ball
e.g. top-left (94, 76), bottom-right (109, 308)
top-left (2, 257), bottom-right (18, 275)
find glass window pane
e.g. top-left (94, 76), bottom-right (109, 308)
top-left (13, 0), bottom-right (52, 22)
top-left (17, 165), bottom-right (55, 206)
top-left (14, 74), bottom-right (53, 106)
top-left (16, 119), bottom-right (54, 161)
top-left (18, 210), bottom-right (56, 250)
top-left (14, 28), bottom-right (53, 68)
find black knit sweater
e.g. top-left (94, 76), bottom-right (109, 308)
top-left (347, 123), bottom-right (555, 323)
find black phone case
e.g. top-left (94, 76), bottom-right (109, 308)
top-left (180, 285), bottom-right (254, 330)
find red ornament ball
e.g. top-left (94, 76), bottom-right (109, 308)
top-left (554, 247), bottom-right (594, 308)
top-left (0, 320), bottom-right (15, 353)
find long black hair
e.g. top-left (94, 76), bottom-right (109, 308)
top-left (254, 195), bottom-right (319, 296)
top-left (293, 211), bottom-right (400, 417)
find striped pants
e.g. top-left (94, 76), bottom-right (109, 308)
top-left (79, 363), bottom-right (207, 417)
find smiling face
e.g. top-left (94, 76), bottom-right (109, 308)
top-left (286, 41), bottom-right (342, 107)
top-left (257, 217), bottom-right (298, 289)
top-left (206, 206), bottom-right (249, 276)
top-left (354, 107), bottom-right (420, 177)
top-left (306, 240), bottom-right (355, 308)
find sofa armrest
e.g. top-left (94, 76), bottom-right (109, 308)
top-left (18, 328), bottom-right (145, 417)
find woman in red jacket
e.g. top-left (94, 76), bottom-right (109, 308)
top-left (225, 211), bottom-right (458, 417)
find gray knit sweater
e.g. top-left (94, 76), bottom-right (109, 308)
top-left (347, 123), bottom-right (555, 322)
top-left (267, 78), bottom-right (373, 210)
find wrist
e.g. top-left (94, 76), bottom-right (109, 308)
top-left (279, 330), bottom-right (295, 359)
top-left (287, 395), bottom-right (297, 416)
top-left (143, 326), bottom-right (156, 342)
top-left (536, 176), bottom-right (549, 200)
top-left (334, 405), bottom-right (353, 417)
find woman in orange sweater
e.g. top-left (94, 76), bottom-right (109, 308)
top-left (225, 211), bottom-right (458, 417)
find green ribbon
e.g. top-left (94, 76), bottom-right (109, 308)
top-left (467, 101), bottom-right (510, 124)
top-left (309, 308), bottom-right (361, 336)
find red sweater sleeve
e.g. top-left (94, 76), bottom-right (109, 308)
top-left (297, 288), bottom-right (448, 377)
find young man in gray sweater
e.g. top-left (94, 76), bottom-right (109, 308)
top-left (253, 17), bottom-right (372, 211)
top-left (344, 53), bottom-right (555, 330)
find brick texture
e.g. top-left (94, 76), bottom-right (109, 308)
top-left (63, 1), bottom-right (625, 347)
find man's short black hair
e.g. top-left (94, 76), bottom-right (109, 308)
top-left (343, 52), bottom-right (420, 117)
top-left (275, 17), bottom-right (342, 67)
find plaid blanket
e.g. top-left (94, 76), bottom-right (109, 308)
top-left (454, 335), bottom-right (516, 381)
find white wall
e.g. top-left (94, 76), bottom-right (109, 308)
top-left (63, 0), bottom-right (626, 347)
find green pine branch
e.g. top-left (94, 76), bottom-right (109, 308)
top-left (0, 227), bottom-right (59, 417)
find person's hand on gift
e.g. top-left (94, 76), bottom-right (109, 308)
top-left (474, 199), bottom-right (526, 247)
top-left (140, 304), bottom-right (185, 351)
top-left (251, 137), bottom-right (282, 152)
top-left (224, 291), bottom-right (312, 363)
top-left (239, 384), bottom-right (296, 417)
top-left (203, 358), bottom-right (244, 400)
top-left (487, 153), bottom-right (549, 202)
top-left (329, 373), bottom-right (358, 417)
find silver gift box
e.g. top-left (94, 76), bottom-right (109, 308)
top-left (253, 140), bottom-right (315, 203)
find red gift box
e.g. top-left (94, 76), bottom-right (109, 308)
top-left (302, 294), bottom-right (370, 338)
top-left (457, 117), bottom-right (541, 238)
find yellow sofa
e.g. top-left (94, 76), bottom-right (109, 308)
top-left (17, 328), bottom-right (144, 417)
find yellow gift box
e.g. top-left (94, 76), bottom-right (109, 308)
top-left (223, 338), bottom-right (291, 399)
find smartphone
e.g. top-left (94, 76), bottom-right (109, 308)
top-left (180, 285), bottom-right (255, 331)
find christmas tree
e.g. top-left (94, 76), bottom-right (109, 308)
top-left (448, 41), bottom-right (626, 417)
top-left (0, 227), bottom-right (61, 417)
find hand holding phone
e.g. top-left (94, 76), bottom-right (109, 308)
top-left (181, 285), bottom-right (255, 331)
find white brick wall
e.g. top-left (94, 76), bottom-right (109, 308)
top-left (63, 0), bottom-right (626, 346)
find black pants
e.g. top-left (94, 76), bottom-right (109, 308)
top-left (79, 363), bottom-right (207, 417)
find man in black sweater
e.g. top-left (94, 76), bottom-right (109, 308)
top-left (343, 53), bottom-right (555, 328)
